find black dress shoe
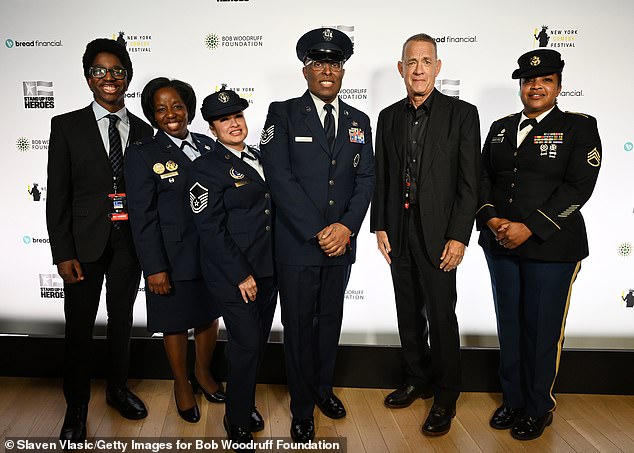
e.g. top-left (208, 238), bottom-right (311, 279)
top-left (106, 387), bottom-right (147, 420)
top-left (511, 412), bottom-right (553, 440)
top-left (489, 405), bottom-right (525, 430)
top-left (59, 405), bottom-right (87, 444)
top-left (223, 415), bottom-right (254, 452)
top-left (422, 404), bottom-right (456, 436)
top-left (250, 407), bottom-right (264, 432)
top-left (290, 417), bottom-right (315, 443)
top-left (190, 372), bottom-right (226, 403)
top-left (316, 393), bottom-right (346, 419)
top-left (384, 384), bottom-right (434, 408)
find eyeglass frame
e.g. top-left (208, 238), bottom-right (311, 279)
top-left (304, 59), bottom-right (345, 72)
top-left (88, 66), bottom-right (128, 80)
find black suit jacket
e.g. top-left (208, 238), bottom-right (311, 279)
top-left (46, 104), bottom-right (153, 264)
top-left (476, 107), bottom-right (601, 262)
top-left (124, 131), bottom-right (215, 280)
top-left (260, 91), bottom-right (375, 266)
top-left (370, 90), bottom-right (481, 265)
top-left (190, 145), bottom-right (274, 298)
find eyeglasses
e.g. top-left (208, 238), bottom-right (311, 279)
top-left (89, 66), bottom-right (127, 80)
top-left (305, 59), bottom-right (344, 72)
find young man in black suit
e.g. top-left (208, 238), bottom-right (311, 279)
top-left (370, 33), bottom-right (480, 436)
top-left (46, 38), bottom-right (153, 443)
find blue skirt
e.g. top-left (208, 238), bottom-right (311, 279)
top-left (145, 278), bottom-right (221, 333)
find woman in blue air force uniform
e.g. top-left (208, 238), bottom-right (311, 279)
top-left (189, 87), bottom-right (277, 447)
top-left (124, 78), bottom-right (224, 424)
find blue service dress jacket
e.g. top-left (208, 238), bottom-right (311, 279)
top-left (189, 145), bottom-right (274, 299)
top-left (259, 90), bottom-right (375, 266)
top-left (124, 130), bottom-right (215, 280)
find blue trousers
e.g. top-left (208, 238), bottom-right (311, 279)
top-left (484, 252), bottom-right (580, 417)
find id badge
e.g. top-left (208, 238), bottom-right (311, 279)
top-left (108, 192), bottom-right (129, 222)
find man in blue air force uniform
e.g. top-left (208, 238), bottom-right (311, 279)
top-left (259, 27), bottom-right (375, 443)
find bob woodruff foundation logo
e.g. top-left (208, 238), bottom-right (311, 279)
top-left (16, 136), bottom-right (49, 152)
top-left (204, 32), bottom-right (263, 50)
top-left (617, 242), bottom-right (632, 257)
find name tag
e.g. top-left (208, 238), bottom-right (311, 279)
top-left (491, 136), bottom-right (504, 143)
top-left (160, 171), bottom-right (179, 179)
top-left (295, 136), bottom-right (313, 143)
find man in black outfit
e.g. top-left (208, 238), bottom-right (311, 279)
top-left (370, 33), bottom-right (480, 436)
top-left (46, 38), bottom-right (153, 443)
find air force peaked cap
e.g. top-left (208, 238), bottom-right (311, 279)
top-left (200, 85), bottom-right (249, 122)
top-left (512, 49), bottom-right (565, 79)
top-left (296, 28), bottom-right (353, 63)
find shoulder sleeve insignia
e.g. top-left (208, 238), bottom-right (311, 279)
top-left (587, 147), bottom-right (601, 167)
top-left (189, 182), bottom-right (209, 213)
top-left (260, 124), bottom-right (275, 145)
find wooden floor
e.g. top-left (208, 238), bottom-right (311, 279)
top-left (1, 377), bottom-right (634, 452)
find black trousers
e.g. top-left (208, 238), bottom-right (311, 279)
top-left (210, 277), bottom-right (277, 428)
top-left (277, 263), bottom-right (350, 419)
top-left (62, 227), bottom-right (141, 406)
top-left (390, 211), bottom-right (461, 407)
top-left (484, 252), bottom-right (580, 417)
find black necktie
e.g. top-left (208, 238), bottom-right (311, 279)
top-left (241, 150), bottom-right (258, 161)
top-left (520, 118), bottom-right (537, 130)
top-left (324, 104), bottom-right (335, 150)
top-left (107, 114), bottom-right (123, 178)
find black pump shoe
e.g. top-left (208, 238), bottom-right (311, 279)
top-left (190, 372), bottom-right (226, 403)
top-left (175, 397), bottom-right (200, 423)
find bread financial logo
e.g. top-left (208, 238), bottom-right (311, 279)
top-left (5, 38), bottom-right (62, 48)
top-left (23, 81), bottom-right (54, 109)
top-left (40, 274), bottom-right (64, 299)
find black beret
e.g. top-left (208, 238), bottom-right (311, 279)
top-left (296, 28), bottom-right (353, 62)
top-left (512, 49), bottom-right (565, 79)
top-left (200, 86), bottom-right (249, 122)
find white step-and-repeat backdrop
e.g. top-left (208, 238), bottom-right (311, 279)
top-left (1, 0), bottom-right (632, 348)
